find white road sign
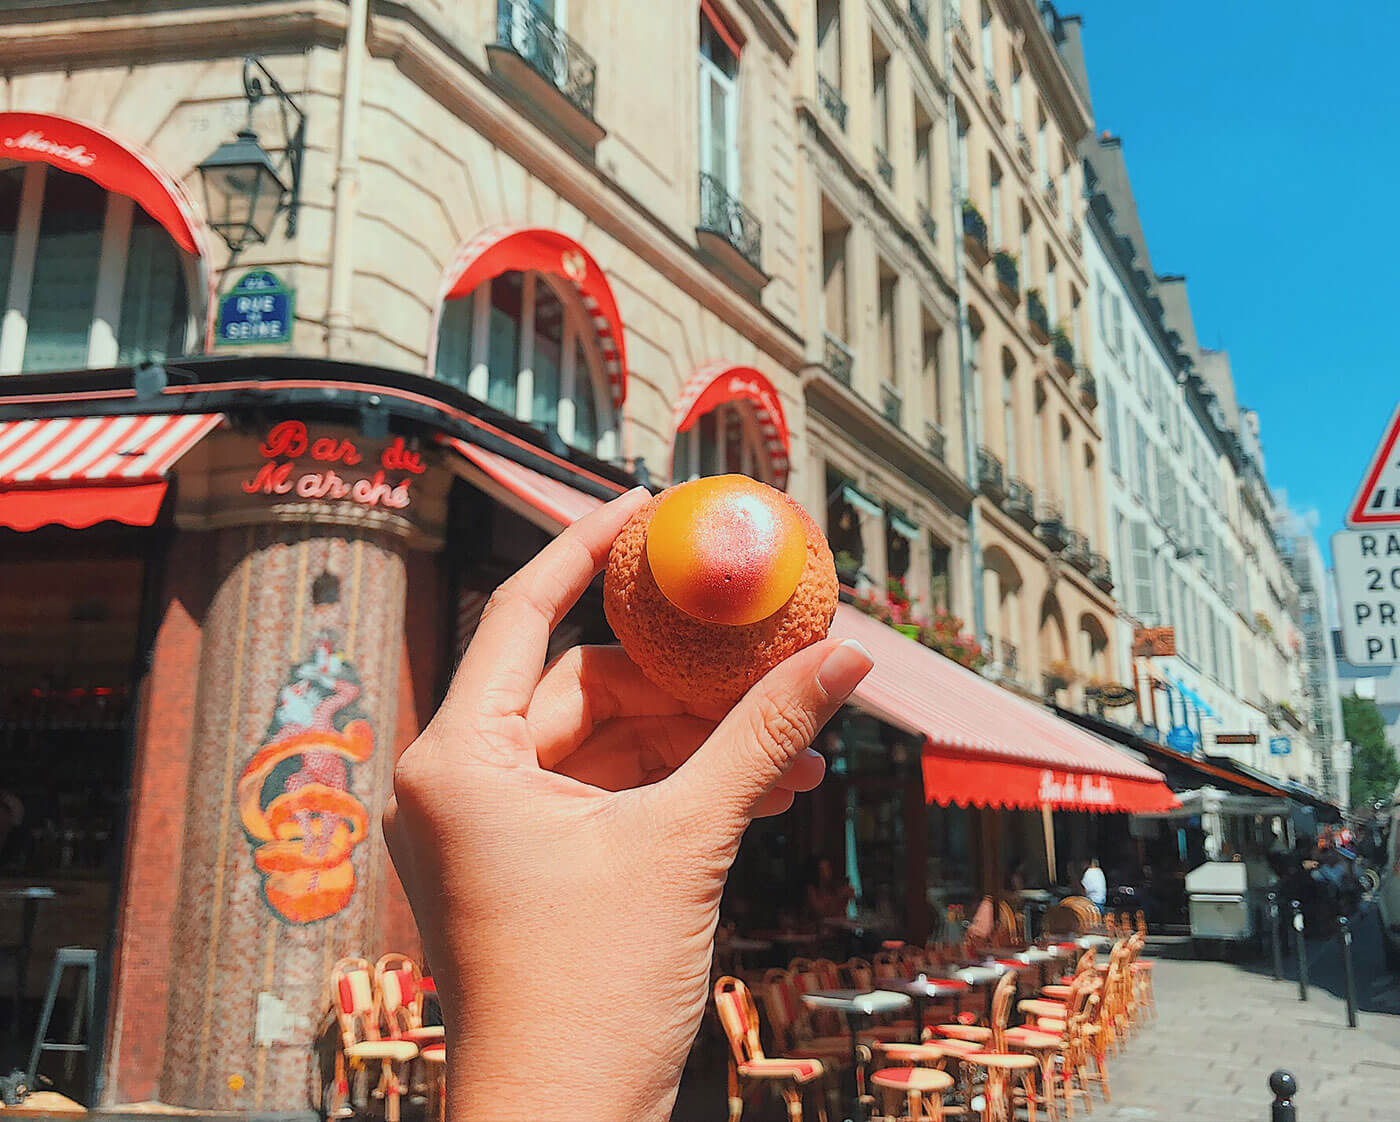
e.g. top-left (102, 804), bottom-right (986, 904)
top-left (1333, 528), bottom-right (1400, 665)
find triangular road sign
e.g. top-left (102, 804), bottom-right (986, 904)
top-left (1346, 403), bottom-right (1400, 528)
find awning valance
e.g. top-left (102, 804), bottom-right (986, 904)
top-left (671, 363), bottom-right (790, 487)
top-left (830, 604), bottom-right (1178, 814)
top-left (0, 413), bottom-right (223, 530)
top-left (0, 112), bottom-right (205, 256)
top-left (439, 435), bottom-right (624, 533)
top-left (435, 226), bottom-right (627, 408)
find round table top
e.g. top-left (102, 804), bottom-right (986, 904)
top-left (878, 977), bottom-right (972, 999)
top-left (871, 1067), bottom-right (954, 1093)
top-left (951, 966), bottom-right (1003, 986)
top-left (1015, 948), bottom-right (1059, 964)
top-left (967, 1052), bottom-right (1038, 1070)
top-left (800, 988), bottom-right (911, 1016)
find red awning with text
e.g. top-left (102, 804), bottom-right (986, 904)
top-left (671, 363), bottom-right (790, 488)
top-left (0, 413), bottom-right (223, 531)
top-left (830, 605), bottom-right (1178, 813)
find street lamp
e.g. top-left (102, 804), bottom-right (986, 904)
top-left (197, 56), bottom-right (305, 253)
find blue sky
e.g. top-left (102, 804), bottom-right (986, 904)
top-left (1070, 2), bottom-right (1397, 561)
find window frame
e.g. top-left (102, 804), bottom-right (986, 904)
top-left (698, 17), bottom-right (741, 196)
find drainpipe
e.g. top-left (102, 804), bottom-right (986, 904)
top-left (326, 0), bottom-right (369, 357)
top-left (944, 17), bottom-right (985, 643)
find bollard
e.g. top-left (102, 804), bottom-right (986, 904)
top-left (1268, 891), bottom-right (1283, 981)
top-left (1339, 915), bottom-right (1358, 1028)
top-left (1291, 901), bottom-right (1308, 1001)
top-left (1269, 1069), bottom-right (1298, 1122)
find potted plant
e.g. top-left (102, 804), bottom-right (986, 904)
top-left (1050, 326), bottom-right (1074, 369)
top-left (961, 200), bottom-right (988, 258)
top-left (1026, 288), bottom-right (1049, 341)
top-left (1044, 658), bottom-right (1079, 693)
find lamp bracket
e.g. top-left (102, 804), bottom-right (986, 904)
top-left (242, 55), bottom-right (306, 238)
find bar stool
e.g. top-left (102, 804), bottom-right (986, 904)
top-left (26, 947), bottom-right (97, 1087)
top-left (871, 1066), bottom-right (954, 1121)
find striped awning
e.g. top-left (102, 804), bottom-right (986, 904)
top-left (671, 363), bottom-right (790, 488)
top-left (0, 413), bottom-right (223, 530)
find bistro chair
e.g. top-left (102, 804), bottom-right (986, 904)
top-left (375, 954), bottom-right (444, 1046)
top-left (1008, 972), bottom-right (1098, 1120)
top-left (418, 1041), bottom-right (446, 1122)
top-left (328, 957), bottom-right (418, 1122)
top-left (760, 969), bottom-right (855, 1062)
top-left (715, 976), bottom-right (830, 1122)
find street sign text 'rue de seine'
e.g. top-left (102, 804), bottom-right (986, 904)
top-left (1335, 404), bottom-right (1400, 666)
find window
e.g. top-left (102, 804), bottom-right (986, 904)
top-left (878, 267), bottom-right (897, 390)
top-left (930, 539), bottom-right (951, 612)
top-left (1046, 253), bottom-right (1058, 323)
top-left (676, 403), bottom-right (771, 483)
top-left (821, 202), bottom-right (849, 339)
top-left (872, 45), bottom-right (890, 155)
top-left (1157, 450), bottom-right (1177, 530)
top-left (1019, 209), bottom-right (1032, 295)
top-left (989, 162), bottom-right (1003, 247)
top-left (1165, 567), bottom-right (1180, 643)
top-left (1059, 157), bottom-right (1072, 231)
top-left (1130, 520), bottom-right (1154, 617)
top-left (956, 113), bottom-right (970, 197)
top-left (1011, 58), bottom-right (1023, 127)
top-left (817, 0), bottom-right (841, 86)
top-left (1036, 107), bottom-right (1047, 178)
top-left (699, 9), bottom-right (740, 194)
top-left (923, 322), bottom-right (943, 427)
top-left (915, 118), bottom-right (934, 211)
top-left (1095, 274), bottom-right (1107, 340)
top-left (0, 165), bottom-right (192, 374)
top-left (1110, 293), bottom-right (1124, 352)
top-left (1059, 418), bottom-right (1074, 526)
top-left (1069, 287), bottom-right (1081, 350)
top-left (1002, 360), bottom-right (1017, 475)
top-left (434, 270), bottom-right (614, 457)
top-left (1105, 384), bottom-right (1122, 477)
top-left (1134, 419), bottom-right (1150, 503)
top-left (980, 3), bottom-right (994, 74)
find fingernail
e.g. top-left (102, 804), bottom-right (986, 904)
top-left (802, 747), bottom-right (824, 761)
top-left (626, 484), bottom-right (651, 497)
top-left (816, 638), bottom-right (873, 699)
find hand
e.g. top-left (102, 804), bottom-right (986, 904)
top-left (384, 487), bottom-right (872, 1121)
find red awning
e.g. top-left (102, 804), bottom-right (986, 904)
top-left (829, 605), bottom-right (1178, 813)
top-left (435, 226), bottom-right (627, 408)
top-left (0, 112), bottom-right (205, 256)
top-left (672, 363), bottom-right (790, 488)
top-left (440, 436), bottom-right (625, 533)
top-left (0, 413), bottom-right (223, 531)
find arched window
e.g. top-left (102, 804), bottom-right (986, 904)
top-left (0, 164), bottom-right (194, 374)
top-left (671, 363), bottom-right (790, 487)
top-left (435, 269), bottom-right (616, 459)
top-left (675, 402), bottom-right (771, 483)
top-left (983, 545), bottom-right (1023, 675)
top-left (1078, 613), bottom-right (1109, 679)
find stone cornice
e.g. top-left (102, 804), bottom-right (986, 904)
top-left (1001, 0), bottom-right (1090, 144)
top-left (735, 0), bottom-right (798, 62)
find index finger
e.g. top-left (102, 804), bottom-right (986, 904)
top-left (439, 485), bottom-right (650, 724)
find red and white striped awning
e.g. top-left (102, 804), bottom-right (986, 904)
top-left (671, 363), bottom-right (790, 488)
top-left (830, 605), bottom-right (1178, 813)
top-left (0, 413), bottom-right (223, 531)
top-left (439, 436), bottom-right (626, 534)
top-left (433, 225), bottom-right (628, 409)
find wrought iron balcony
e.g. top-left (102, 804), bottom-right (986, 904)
top-left (880, 381), bottom-right (903, 427)
top-left (1004, 477), bottom-right (1035, 528)
top-left (819, 74), bottom-right (848, 131)
top-left (976, 445), bottom-right (1004, 498)
top-left (698, 172), bottom-right (762, 273)
top-left (1036, 502), bottom-right (1068, 551)
top-left (1015, 126), bottom-right (1033, 170)
top-left (1076, 364), bottom-right (1097, 407)
top-left (1026, 289), bottom-right (1049, 342)
top-left (824, 331), bottom-right (854, 386)
top-left (985, 71), bottom-right (1005, 120)
top-left (993, 250), bottom-right (1019, 300)
top-left (1043, 177), bottom-right (1060, 215)
top-left (962, 202), bottom-right (988, 262)
top-left (1000, 639), bottom-right (1019, 673)
top-left (1069, 218), bottom-right (1083, 254)
top-left (1090, 552), bottom-right (1113, 591)
top-left (925, 420), bottom-right (947, 462)
top-left (875, 146), bottom-right (894, 188)
top-left (909, 0), bottom-right (930, 40)
top-left (918, 204), bottom-right (938, 246)
top-left (494, 0), bottom-right (597, 119)
top-left (1066, 529), bottom-right (1093, 572)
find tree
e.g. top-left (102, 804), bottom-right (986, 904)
top-left (1343, 693), bottom-right (1400, 810)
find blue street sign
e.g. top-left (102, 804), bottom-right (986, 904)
top-left (1167, 725), bottom-right (1197, 753)
top-left (217, 269), bottom-right (295, 345)
top-left (1269, 736), bottom-right (1291, 756)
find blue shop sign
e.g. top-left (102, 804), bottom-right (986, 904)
top-left (1269, 736), bottom-right (1291, 756)
top-left (217, 269), bottom-right (295, 345)
top-left (1166, 725), bottom-right (1198, 753)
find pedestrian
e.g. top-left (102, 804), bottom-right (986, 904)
top-left (1081, 856), bottom-right (1107, 908)
top-left (381, 489), bottom-right (874, 1121)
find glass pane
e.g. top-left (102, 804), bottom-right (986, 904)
top-left (698, 409), bottom-right (720, 477)
top-left (0, 167), bottom-right (22, 314)
top-left (486, 272), bottom-right (524, 415)
top-left (117, 205), bottom-right (188, 365)
top-left (571, 336), bottom-right (597, 453)
top-left (434, 294), bottom-right (475, 391)
top-left (531, 281), bottom-right (564, 432)
top-left (700, 15), bottom-right (738, 77)
top-left (707, 74), bottom-right (730, 187)
top-left (22, 171), bottom-right (105, 372)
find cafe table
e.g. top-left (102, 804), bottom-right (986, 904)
top-left (950, 963), bottom-right (1010, 1023)
top-left (800, 988), bottom-right (911, 1122)
top-left (875, 976), bottom-right (971, 1036)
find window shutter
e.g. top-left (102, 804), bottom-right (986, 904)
top-left (1130, 520), bottom-right (1154, 618)
top-left (1105, 384), bottom-right (1121, 476)
top-left (1157, 446), bottom-right (1176, 529)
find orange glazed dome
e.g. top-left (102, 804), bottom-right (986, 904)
top-left (604, 476), bottom-right (837, 711)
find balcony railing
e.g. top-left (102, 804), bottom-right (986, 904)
top-left (976, 445), bottom-right (1004, 497)
top-left (993, 250), bottom-right (1019, 299)
top-left (1000, 639), bottom-right (1019, 673)
top-left (819, 74), bottom-right (848, 131)
top-left (698, 172), bottom-right (762, 273)
top-left (494, 0), bottom-right (597, 119)
top-left (909, 0), bottom-right (930, 40)
top-left (880, 381), bottom-right (903, 427)
top-left (1076, 363), bottom-right (1097, 407)
top-left (918, 204), bottom-right (938, 246)
top-left (824, 331), bottom-right (854, 386)
top-left (985, 71), bottom-right (1005, 119)
top-left (1037, 502), bottom-right (1068, 551)
top-left (962, 202), bottom-right (988, 259)
top-left (1015, 126), bottom-right (1033, 170)
top-left (1043, 177), bottom-right (1060, 215)
top-left (875, 146), bottom-right (894, 188)
top-left (1090, 552), bottom-right (1113, 591)
top-left (1005, 477), bottom-right (1035, 527)
top-left (1026, 289), bottom-right (1049, 342)
top-left (1066, 529), bottom-right (1093, 572)
top-left (925, 420), bottom-right (947, 462)
top-left (1069, 218), bottom-right (1083, 254)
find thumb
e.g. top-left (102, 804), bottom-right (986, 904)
top-left (664, 637), bottom-right (872, 836)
